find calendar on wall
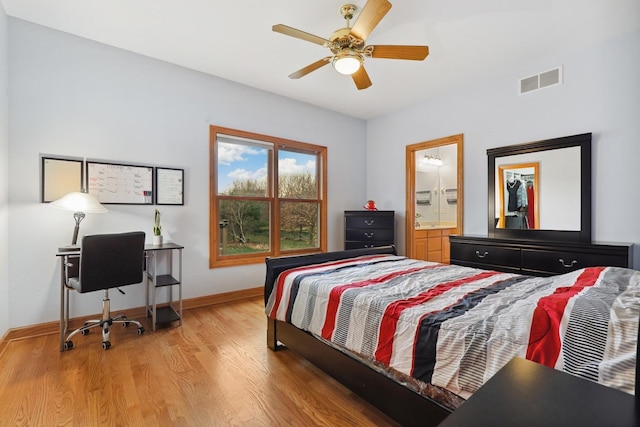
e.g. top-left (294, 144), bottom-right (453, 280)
top-left (86, 161), bottom-right (154, 204)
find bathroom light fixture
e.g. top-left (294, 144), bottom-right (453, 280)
top-left (422, 154), bottom-right (444, 167)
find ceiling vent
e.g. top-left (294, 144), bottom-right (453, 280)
top-left (519, 66), bottom-right (562, 95)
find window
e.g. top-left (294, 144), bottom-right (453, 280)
top-left (210, 126), bottom-right (327, 267)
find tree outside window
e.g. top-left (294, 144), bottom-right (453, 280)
top-left (210, 126), bottom-right (327, 267)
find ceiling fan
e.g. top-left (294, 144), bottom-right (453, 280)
top-left (272, 0), bottom-right (429, 90)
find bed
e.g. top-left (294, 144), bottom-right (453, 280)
top-left (264, 246), bottom-right (640, 426)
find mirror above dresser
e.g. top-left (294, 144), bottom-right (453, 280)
top-left (450, 133), bottom-right (633, 276)
top-left (488, 133), bottom-right (591, 243)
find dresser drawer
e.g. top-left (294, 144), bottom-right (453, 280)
top-left (449, 236), bottom-right (632, 277)
top-left (345, 228), bottom-right (394, 242)
top-left (345, 214), bottom-right (394, 229)
top-left (450, 243), bottom-right (521, 270)
top-left (521, 249), bottom-right (629, 275)
top-left (345, 241), bottom-right (395, 250)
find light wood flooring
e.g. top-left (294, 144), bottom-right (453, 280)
top-left (0, 296), bottom-right (399, 426)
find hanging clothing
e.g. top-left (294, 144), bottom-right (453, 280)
top-left (505, 212), bottom-right (529, 229)
top-left (507, 179), bottom-right (528, 213)
top-left (526, 182), bottom-right (535, 228)
top-left (517, 182), bottom-right (528, 210)
top-left (507, 179), bottom-right (521, 212)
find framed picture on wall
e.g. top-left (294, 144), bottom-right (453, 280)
top-left (155, 167), bottom-right (184, 205)
top-left (41, 156), bottom-right (83, 202)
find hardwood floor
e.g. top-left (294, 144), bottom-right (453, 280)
top-left (0, 296), bottom-right (399, 426)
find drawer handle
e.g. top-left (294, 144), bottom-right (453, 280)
top-left (475, 250), bottom-right (489, 258)
top-left (558, 259), bottom-right (578, 268)
top-left (364, 232), bottom-right (374, 238)
top-left (364, 244), bottom-right (374, 248)
top-left (364, 220), bottom-right (374, 226)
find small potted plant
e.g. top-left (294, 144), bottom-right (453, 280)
top-left (153, 209), bottom-right (163, 245)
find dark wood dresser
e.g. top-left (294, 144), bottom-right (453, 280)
top-left (344, 210), bottom-right (395, 250)
top-left (450, 235), bottom-right (632, 276)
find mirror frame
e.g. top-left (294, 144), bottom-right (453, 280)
top-left (488, 133), bottom-right (592, 243)
top-left (406, 134), bottom-right (464, 257)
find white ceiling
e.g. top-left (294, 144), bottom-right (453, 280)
top-left (2, 0), bottom-right (639, 120)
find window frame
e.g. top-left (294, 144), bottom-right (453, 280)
top-left (210, 125), bottom-right (327, 268)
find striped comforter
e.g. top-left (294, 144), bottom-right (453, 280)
top-left (266, 255), bottom-right (639, 398)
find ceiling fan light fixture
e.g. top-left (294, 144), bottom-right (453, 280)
top-left (273, 0), bottom-right (428, 89)
top-left (332, 51), bottom-right (362, 75)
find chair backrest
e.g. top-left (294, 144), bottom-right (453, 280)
top-left (77, 231), bottom-right (146, 293)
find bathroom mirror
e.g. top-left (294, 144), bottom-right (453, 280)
top-left (488, 133), bottom-right (591, 243)
top-left (406, 134), bottom-right (463, 259)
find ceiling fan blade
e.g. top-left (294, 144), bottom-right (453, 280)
top-left (350, 0), bottom-right (392, 41)
top-left (272, 24), bottom-right (332, 47)
top-left (352, 66), bottom-right (373, 90)
top-left (371, 45), bottom-right (429, 60)
top-left (288, 57), bottom-right (331, 79)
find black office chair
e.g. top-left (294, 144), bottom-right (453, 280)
top-left (63, 231), bottom-right (146, 350)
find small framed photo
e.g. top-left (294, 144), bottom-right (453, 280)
top-left (41, 156), bottom-right (83, 202)
top-left (155, 167), bottom-right (184, 205)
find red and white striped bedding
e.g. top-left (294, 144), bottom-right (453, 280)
top-left (266, 254), bottom-right (639, 398)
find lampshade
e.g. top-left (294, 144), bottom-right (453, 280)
top-left (332, 50), bottom-right (362, 75)
top-left (51, 191), bottom-right (108, 246)
top-left (51, 191), bottom-right (108, 213)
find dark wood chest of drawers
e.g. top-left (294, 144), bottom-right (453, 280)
top-left (344, 211), bottom-right (395, 250)
top-left (450, 235), bottom-right (632, 276)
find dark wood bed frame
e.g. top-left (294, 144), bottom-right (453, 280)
top-left (265, 245), bottom-right (640, 426)
top-left (265, 246), bottom-right (452, 426)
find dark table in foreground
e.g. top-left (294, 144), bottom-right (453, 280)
top-left (438, 357), bottom-right (638, 427)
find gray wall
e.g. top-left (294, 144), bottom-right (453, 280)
top-left (366, 28), bottom-right (640, 268)
top-left (0, 4), bottom-right (9, 337)
top-left (7, 18), bottom-right (367, 328)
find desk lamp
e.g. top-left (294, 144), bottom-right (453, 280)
top-left (51, 191), bottom-right (108, 249)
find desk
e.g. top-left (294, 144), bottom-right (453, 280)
top-left (57, 242), bottom-right (184, 351)
top-left (438, 357), bottom-right (638, 427)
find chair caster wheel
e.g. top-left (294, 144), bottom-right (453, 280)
top-left (123, 321), bottom-right (130, 328)
top-left (64, 341), bottom-right (74, 350)
top-left (102, 341), bottom-right (111, 350)
top-left (137, 327), bottom-right (145, 335)
top-left (81, 329), bottom-right (90, 336)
